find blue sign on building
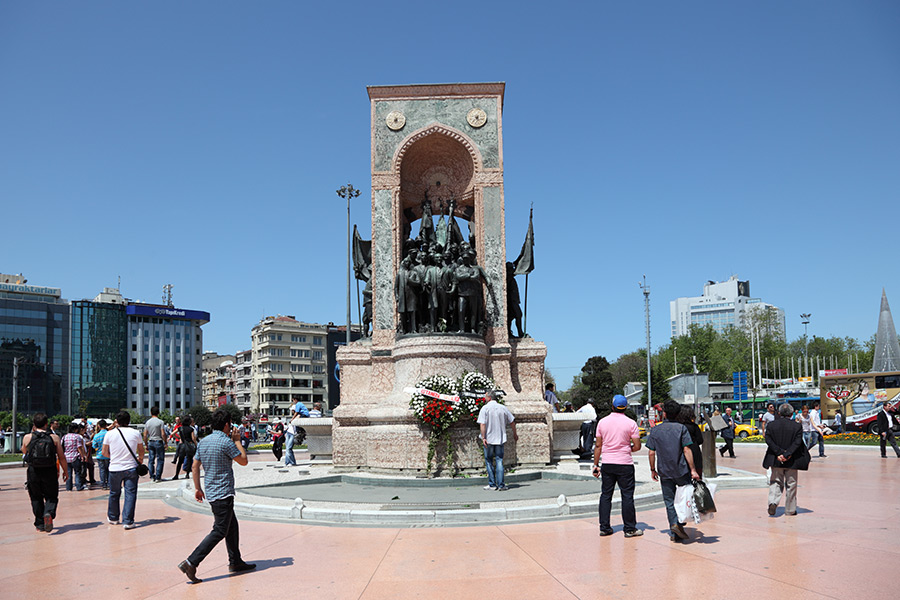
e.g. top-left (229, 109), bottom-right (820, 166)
top-left (126, 304), bottom-right (210, 323)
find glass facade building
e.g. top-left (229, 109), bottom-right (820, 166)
top-left (0, 282), bottom-right (70, 416)
top-left (71, 300), bottom-right (127, 417)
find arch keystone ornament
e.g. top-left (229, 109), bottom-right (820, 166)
top-left (333, 83), bottom-right (550, 474)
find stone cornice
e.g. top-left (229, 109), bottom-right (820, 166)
top-left (368, 82), bottom-right (505, 106)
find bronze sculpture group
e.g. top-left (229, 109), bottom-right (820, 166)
top-left (393, 196), bottom-right (494, 335)
top-left (356, 193), bottom-right (527, 339)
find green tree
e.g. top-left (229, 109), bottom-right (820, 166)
top-left (0, 411), bottom-right (32, 430)
top-left (558, 374), bottom-right (592, 409)
top-left (220, 402), bottom-right (243, 425)
top-left (543, 368), bottom-right (556, 389)
top-left (188, 404), bottom-right (212, 427)
top-left (609, 350), bottom-right (646, 393)
top-left (48, 414), bottom-right (75, 430)
top-left (127, 409), bottom-right (147, 425)
top-left (158, 410), bottom-right (176, 425)
top-left (580, 356), bottom-right (616, 402)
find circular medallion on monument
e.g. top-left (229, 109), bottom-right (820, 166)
top-left (385, 110), bottom-right (406, 131)
top-left (466, 108), bottom-right (487, 128)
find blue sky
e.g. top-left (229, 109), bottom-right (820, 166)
top-left (2, 2), bottom-right (898, 389)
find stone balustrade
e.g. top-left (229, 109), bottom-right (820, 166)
top-left (294, 417), bottom-right (334, 462)
top-left (550, 413), bottom-right (589, 462)
top-left (290, 413), bottom-right (590, 466)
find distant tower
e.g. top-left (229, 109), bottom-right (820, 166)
top-left (872, 289), bottom-right (900, 373)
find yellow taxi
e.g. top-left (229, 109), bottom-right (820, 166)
top-left (699, 422), bottom-right (759, 438)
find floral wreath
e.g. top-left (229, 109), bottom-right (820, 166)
top-left (408, 371), bottom-right (504, 475)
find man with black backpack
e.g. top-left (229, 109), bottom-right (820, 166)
top-left (21, 413), bottom-right (68, 533)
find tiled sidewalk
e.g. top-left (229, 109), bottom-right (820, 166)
top-left (1, 444), bottom-right (897, 599)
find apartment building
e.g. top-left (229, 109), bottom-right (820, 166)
top-left (251, 316), bottom-right (327, 416)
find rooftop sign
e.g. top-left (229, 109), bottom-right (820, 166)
top-left (0, 283), bottom-right (62, 297)
top-left (126, 304), bottom-right (210, 323)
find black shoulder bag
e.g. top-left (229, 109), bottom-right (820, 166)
top-left (117, 429), bottom-right (149, 477)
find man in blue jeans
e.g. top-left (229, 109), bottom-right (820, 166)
top-left (646, 400), bottom-right (700, 542)
top-left (103, 411), bottom-right (145, 529)
top-left (477, 390), bottom-right (517, 491)
top-left (143, 405), bottom-right (168, 482)
top-left (284, 400), bottom-right (309, 466)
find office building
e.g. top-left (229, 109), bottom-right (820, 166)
top-left (0, 274), bottom-right (70, 415)
top-left (126, 303), bottom-right (209, 416)
top-left (70, 288), bottom-right (127, 417)
top-left (250, 316), bottom-right (327, 416)
top-left (670, 276), bottom-right (785, 339)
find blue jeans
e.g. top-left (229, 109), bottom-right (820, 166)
top-left (97, 458), bottom-right (110, 488)
top-left (147, 440), bottom-right (166, 481)
top-left (483, 443), bottom-right (505, 488)
top-left (66, 459), bottom-right (84, 491)
top-left (108, 468), bottom-right (139, 525)
top-left (660, 474), bottom-right (692, 529)
top-left (284, 432), bottom-right (296, 465)
top-left (812, 431), bottom-right (826, 456)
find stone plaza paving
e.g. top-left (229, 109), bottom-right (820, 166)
top-left (1, 444), bottom-right (897, 599)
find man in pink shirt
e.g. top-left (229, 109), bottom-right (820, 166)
top-left (592, 394), bottom-right (643, 537)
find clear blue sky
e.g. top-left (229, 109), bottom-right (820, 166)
top-left (3, 2), bottom-right (898, 389)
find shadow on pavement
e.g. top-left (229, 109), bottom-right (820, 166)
top-left (140, 515), bottom-right (181, 527)
top-left (194, 557), bottom-right (295, 583)
top-left (50, 521), bottom-right (104, 535)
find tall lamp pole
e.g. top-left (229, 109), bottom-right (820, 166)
top-left (337, 184), bottom-right (361, 346)
top-left (801, 313), bottom-right (811, 379)
top-left (640, 276), bottom-right (651, 411)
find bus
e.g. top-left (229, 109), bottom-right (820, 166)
top-left (819, 370), bottom-right (900, 434)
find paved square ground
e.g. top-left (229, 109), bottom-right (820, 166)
top-left (1, 444), bottom-right (897, 599)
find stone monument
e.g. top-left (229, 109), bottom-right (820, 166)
top-left (333, 83), bottom-right (550, 472)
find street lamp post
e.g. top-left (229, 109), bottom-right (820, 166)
top-left (11, 357), bottom-right (19, 453)
top-left (337, 184), bottom-right (361, 346)
top-left (801, 313), bottom-right (811, 379)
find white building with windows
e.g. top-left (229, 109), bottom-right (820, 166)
top-left (670, 276), bottom-right (785, 339)
top-left (232, 349), bottom-right (253, 414)
top-left (250, 316), bottom-right (328, 417)
top-left (126, 303), bottom-right (209, 416)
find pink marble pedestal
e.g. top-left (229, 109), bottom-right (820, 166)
top-left (333, 335), bottom-right (551, 473)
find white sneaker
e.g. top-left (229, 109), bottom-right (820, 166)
top-left (107, 519), bottom-right (119, 525)
top-left (123, 523), bottom-right (137, 530)
top-left (483, 485), bottom-right (496, 490)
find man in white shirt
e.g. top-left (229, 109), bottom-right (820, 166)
top-left (102, 411), bottom-right (145, 529)
top-left (477, 390), bottom-right (517, 491)
top-left (761, 403), bottom-right (776, 436)
top-left (810, 402), bottom-right (827, 458)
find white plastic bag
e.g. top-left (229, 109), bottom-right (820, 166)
top-left (674, 484), bottom-right (693, 523)
top-left (675, 481), bottom-right (718, 524)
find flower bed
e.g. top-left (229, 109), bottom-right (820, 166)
top-left (735, 432), bottom-right (880, 445)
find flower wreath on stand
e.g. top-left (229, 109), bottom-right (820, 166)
top-left (408, 371), bottom-right (504, 475)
